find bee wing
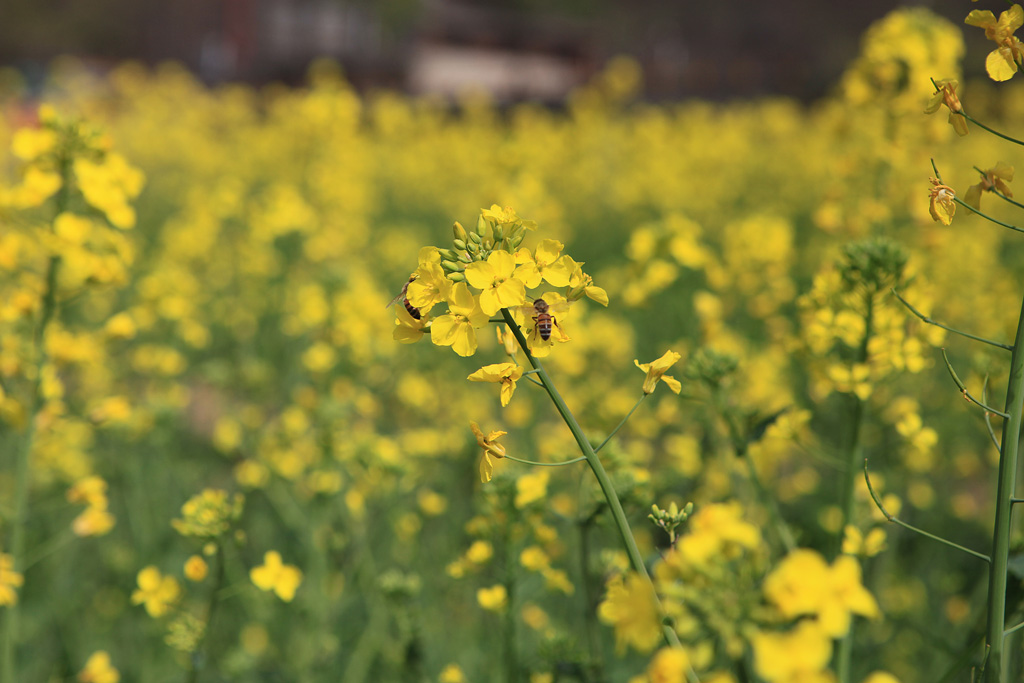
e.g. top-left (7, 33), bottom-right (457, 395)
top-left (385, 281), bottom-right (412, 309)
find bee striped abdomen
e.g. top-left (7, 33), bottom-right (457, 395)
top-left (533, 298), bottom-right (552, 341)
top-left (405, 298), bottom-right (422, 320)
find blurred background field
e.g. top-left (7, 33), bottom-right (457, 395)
top-left (3, 2), bottom-right (1024, 682)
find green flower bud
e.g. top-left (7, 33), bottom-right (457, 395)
top-left (466, 240), bottom-right (481, 253)
top-left (453, 221), bottom-right (468, 242)
top-left (493, 226), bottom-right (504, 242)
top-left (448, 272), bottom-right (466, 282)
top-left (469, 232), bottom-right (483, 245)
top-left (453, 238), bottom-right (467, 250)
top-left (457, 252), bottom-right (472, 264)
top-left (476, 215), bottom-right (489, 235)
top-left (441, 260), bottom-right (463, 272)
top-left (438, 248), bottom-right (457, 261)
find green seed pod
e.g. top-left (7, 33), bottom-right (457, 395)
top-left (453, 238), bottom-right (467, 251)
top-left (441, 260), bottom-right (462, 272)
top-left (453, 221), bottom-right (468, 242)
top-left (448, 272), bottom-right (466, 282)
top-left (438, 248), bottom-right (457, 261)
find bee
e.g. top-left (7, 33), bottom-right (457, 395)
top-left (387, 276), bottom-right (421, 320)
top-left (532, 298), bottom-right (553, 340)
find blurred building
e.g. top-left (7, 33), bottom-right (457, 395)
top-left (0, 0), bottom-right (983, 102)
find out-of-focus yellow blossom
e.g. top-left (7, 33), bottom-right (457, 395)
top-left (471, 421), bottom-right (507, 483)
top-left (464, 250), bottom-right (526, 316)
top-left (966, 4), bottom-right (1024, 81)
top-left (635, 350), bottom-right (682, 395)
top-left (476, 584), bottom-right (508, 612)
top-left (11, 127), bottom-right (58, 160)
top-left (481, 204), bottom-right (535, 231)
top-left (250, 550), bottom-right (303, 602)
top-left (465, 540), bottom-right (494, 565)
top-left (78, 651), bottom-right (120, 683)
top-left (827, 363), bottom-right (873, 400)
top-left (131, 566), bottom-right (180, 617)
top-left (171, 489), bottom-right (244, 538)
top-left (72, 505), bottom-right (116, 537)
top-left (417, 489), bottom-right (448, 516)
top-left (861, 673), bottom-right (901, 683)
top-left (676, 502), bottom-right (761, 566)
top-left (431, 282), bottom-right (490, 357)
top-left (965, 162), bottom-right (1013, 209)
top-left (646, 647), bottom-right (691, 683)
top-left (467, 362), bottom-right (524, 406)
top-left (598, 571), bottom-right (662, 654)
top-left (542, 567), bottom-right (574, 595)
top-left (184, 555), bottom-right (209, 582)
top-left (514, 239), bottom-right (573, 288)
top-left (0, 553), bottom-right (24, 606)
top-left (514, 470), bottom-right (549, 508)
top-left (520, 546), bottom-right (550, 571)
top-left (752, 621), bottom-right (834, 683)
top-left (924, 80), bottom-right (968, 136)
top-left (763, 549), bottom-right (880, 637)
top-left (73, 153), bottom-right (145, 229)
top-left (439, 663), bottom-right (467, 683)
top-left (842, 525), bottom-right (887, 557)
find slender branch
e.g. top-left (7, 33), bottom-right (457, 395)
top-left (941, 349), bottom-right (1010, 418)
top-left (864, 459), bottom-right (990, 563)
top-left (971, 166), bottom-right (1024, 213)
top-left (891, 289), bottom-right (1011, 351)
top-left (593, 393), bottom-right (648, 454)
top-left (524, 376), bottom-right (544, 388)
top-left (983, 380), bottom-right (1003, 454)
top-left (954, 197), bottom-right (1024, 235)
top-left (957, 111), bottom-right (1024, 147)
top-left (504, 455), bottom-right (587, 467)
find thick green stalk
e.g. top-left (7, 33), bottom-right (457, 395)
top-left (985, 294), bottom-right (1024, 682)
top-left (834, 292), bottom-right (874, 683)
top-left (498, 310), bottom-right (686, 658)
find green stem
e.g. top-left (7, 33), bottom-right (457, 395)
top-left (892, 288), bottom-right (1011, 351)
top-left (594, 393), bottom-right (648, 454)
top-left (984, 293), bottom-right (1024, 683)
top-left (958, 111), bottom-right (1024, 147)
top-left (186, 543), bottom-right (226, 683)
top-left (498, 309), bottom-right (695, 680)
top-left (1, 158), bottom-right (69, 683)
top-left (834, 292), bottom-right (874, 683)
top-left (953, 197), bottom-right (1024, 236)
top-left (504, 455), bottom-right (587, 467)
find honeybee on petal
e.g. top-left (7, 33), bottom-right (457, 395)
top-left (517, 295), bottom-right (570, 355)
top-left (387, 276), bottom-right (421, 320)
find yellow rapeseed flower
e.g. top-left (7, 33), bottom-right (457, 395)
top-left (184, 555), bottom-right (209, 582)
top-left (635, 351), bottom-right (682, 395)
top-left (676, 502), bottom-right (761, 566)
top-left (467, 361), bottom-right (524, 406)
top-left (966, 4), bottom-right (1024, 81)
top-left (0, 553), bottom-right (24, 606)
top-left (477, 584), bottom-right (508, 612)
top-left (78, 650), bottom-right (120, 683)
top-left (431, 282), bottom-right (490, 357)
top-left (406, 262), bottom-right (452, 312)
top-left (965, 162), bottom-right (1014, 210)
top-left (471, 421), bottom-right (507, 483)
top-left (598, 571), bottom-right (662, 653)
top-left (752, 621), bottom-right (833, 683)
top-left (439, 663), bottom-right (467, 683)
top-left (464, 250), bottom-right (526, 316)
top-left (762, 548), bottom-right (880, 637)
top-left (514, 470), bottom-right (549, 508)
top-left (131, 566), bottom-right (181, 617)
top-left (513, 239), bottom-right (573, 288)
top-left (646, 647), bottom-right (691, 683)
top-left (250, 550), bottom-right (303, 602)
top-left (924, 80), bottom-right (968, 136)
top-left (11, 127), bottom-right (58, 161)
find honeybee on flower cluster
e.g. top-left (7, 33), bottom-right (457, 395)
top-left (386, 275), bottom-right (421, 320)
top-left (518, 296), bottom-right (571, 346)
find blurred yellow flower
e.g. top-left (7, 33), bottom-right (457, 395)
top-left (752, 621), bottom-right (833, 683)
top-left (635, 350), bottom-right (682, 395)
top-left (131, 566), bottom-right (181, 617)
top-left (184, 555), bottom-right (209, 582)
top-left (598, 572), bottom-right (661, 653)
top-left (0, 553), bottom-right (24, 606)
top-left (514, 470), bottom-right (550, 508)
top-left (467, 362), bottom-right (524, 406)
top-left (250, 550), bottom-right (303, 602)
top-left (647, 647), bottom-right (691, 683)
top-left (763, 549), bottom-right (880, 637)
top-left (439, 663), bottom-right (467, 683)
top-left (476, 584), bottom-right (508, 612)
top-left (966, 4), bottom-right (1024, 81)
top-left (465, 540), bottom-right (494, 565)
top-left (11, 127), bottom-right (57, 161)
top-left (78, 650), bottom-right (120, 683)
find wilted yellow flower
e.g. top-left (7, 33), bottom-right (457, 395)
top-left (965, 162), bottom-right (1014, 209)
top-left (471, 421), bottom-right (507, 483)
top-left (966, 4), bottom-right (1024, 81)
top-left (250, 550), bottom-right (303, 602)
top-left (635, 350), bottom-right (682, 394)
top-left (467, 362), bottom-right (524, 406)
top-left (131, 566), bottom-right (181, 617)
top-left (928, 177), bottom-right (956, 225)
top-left (598, 572), bottom-right (662, 653)
top-left (924, 80), bottom-right (968, 136)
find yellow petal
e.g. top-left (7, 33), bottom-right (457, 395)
top-left (986, 48), bottom-right (1019, 82)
